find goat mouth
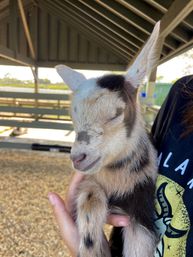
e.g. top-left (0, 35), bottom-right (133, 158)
top-left (80, 157), bottom-right (101, 172)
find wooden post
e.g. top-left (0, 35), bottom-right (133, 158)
top-left (33, 66), bottom-right (39, 94)
top-left (18, 0), bottom-right (39, 118)
top-left (31, 66), bottom-right (39, 120)
top-left (17, 0), bottom-right (36, 60)
top-left (34, 66), bottom-right (39, 121)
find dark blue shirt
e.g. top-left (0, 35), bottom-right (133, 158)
top-left (110, 76), bottom-right (193, 257)
top-left (152, 75), bottom-right (193, 257)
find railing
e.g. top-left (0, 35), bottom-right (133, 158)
top-left (0, 91), bottom-right (160, 149)
top-left (0, 91), bottom-right (73, 131)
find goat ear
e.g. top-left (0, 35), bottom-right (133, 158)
top-left (55, 65), bottom-right (86, 91)
top-left (125, 21), bottom-right (161, 88)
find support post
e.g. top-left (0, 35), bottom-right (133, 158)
top-left (17, 0), bottom-right (36, 60)
top-left (31, 66), bottom-right (39, 94)
top-left (18, 0), bottom-right (39, 119)
top-left (31, 66), bottom-right (39, 120)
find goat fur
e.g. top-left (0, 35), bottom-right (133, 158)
top-left (56, 21), bottom-right (160, 257)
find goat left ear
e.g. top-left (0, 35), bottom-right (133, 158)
top-left (55, 65), bottom-right (86, 91)
top-left (125, 21), bottom-right (161, 88)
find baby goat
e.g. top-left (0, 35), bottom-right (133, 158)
top-left (56, 22), bottom-right (160, 257)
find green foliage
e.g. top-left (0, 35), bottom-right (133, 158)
top-left (0, 83), bottom-right (68, 90)
top-left (140, 82), bottom-right (172, 106)
top-left (154, 83), bottom-right (172, 106)
top-left (180, 48), bottom-right (193, 74)
top-left (0, 73), bottom-right (68, 90)
top-left (156, 75), bottom-right (164, 82)
top-left (0, 73), bottom-right (24, 84)
top-left (38, 78), bottom-right (51, 84)
top-left (0, 73), bottom-right (172, 105)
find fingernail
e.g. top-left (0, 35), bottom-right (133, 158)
top-left (118, 220), bottom-right (129, 227)
top-left (48, 193), bottom-right (57, 206)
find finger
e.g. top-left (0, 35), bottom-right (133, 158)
top-left (107, 214), bottom-right (130, 227)
top-left (66, 172), bottom-right (85, 213)
top-left (48, 192), bottom-right (79, 256)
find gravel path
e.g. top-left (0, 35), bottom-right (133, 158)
top-left (0, 149), bottom-right (73, 257)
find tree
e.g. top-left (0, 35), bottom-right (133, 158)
top-left (0, 73), bottom-right (22, 84)
top-left (156, 75), bottom-right (164, 82)
top-left (38, 78), bottom-right (51, 84)
top-left (181, 48), bottom-right (193, 74)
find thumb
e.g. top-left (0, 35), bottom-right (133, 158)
top-left (66, 172), bottom-right (85, 213)
top-left (48, 192), bottom-right (79, 256)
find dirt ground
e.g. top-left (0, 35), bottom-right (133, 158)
top-left (0, 149), bottom-right (73, 257)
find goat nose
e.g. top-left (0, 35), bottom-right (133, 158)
top-left (70, 153), bottom-right (87, 164)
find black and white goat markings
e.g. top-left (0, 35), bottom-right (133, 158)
top-left (56, 21), bottom-right (160, 257)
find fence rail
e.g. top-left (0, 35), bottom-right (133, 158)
top-left (0, 91), bottom-right (73, 131)
top-left (0, 106), bottom-right (69, 116)
top-left (0, 91), bottom-right (70, 100)
top-left (0, 91), bottom-right (160, 150)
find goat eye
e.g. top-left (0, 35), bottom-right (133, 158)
top-left (104, 115), bottom-right (115, 125)
top-left (108, 115), bottom-right (118, 122)
top-left (107, 107), bottom-right (124, 123)
top-left (107, 113), bottom-right (124, 124)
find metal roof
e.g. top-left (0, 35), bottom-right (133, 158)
top-left (0, 0), bottom-right (193, 70)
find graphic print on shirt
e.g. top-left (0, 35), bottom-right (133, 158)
top-left (154, 175), bottom-right (190, 257)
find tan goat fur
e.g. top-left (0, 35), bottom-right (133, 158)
top-left (56, 21), bottom-right (160, 257)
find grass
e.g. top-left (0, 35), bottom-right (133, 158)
top-left (154, 83), bottom-right (172, 105)
top-left (140, 82), bottom-right (172, 106)
top-left (0, 83), bottom-right (69, 90)
top-left (0, 82), bottom-right (172, 106)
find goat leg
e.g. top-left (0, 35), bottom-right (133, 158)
top-left (76, 179), bottom-right (111, 257)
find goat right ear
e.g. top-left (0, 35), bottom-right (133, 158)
top-left (55, 65), bottom-right (86, 91)
top-left (125, 21), bottom-right (161, 88)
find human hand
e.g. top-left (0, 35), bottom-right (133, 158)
top-left (48, 173), bottom-right (129, 257)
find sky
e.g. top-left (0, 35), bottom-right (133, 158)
top-left (0, 52), bottom-right (191, 83)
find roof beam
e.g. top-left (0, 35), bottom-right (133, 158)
top-left (95, 0), bottom-right (178, 50)
top-left (62, 0), bottom-right (142, 51)
top-left (78, 0), bottom-right (146, 43)
top-left (160, 37), bottom-right (193, 64)
top-left (45, 0), bottom-right (130, 58)
top-left (119, 0), bottom-right (162, 24)
top-left (56, 0), bottom-right (166, 58)
top-left (120, 0), bottom-right (189, 44)
top-left (17, 0), bottom-right (36, 60)
top-left (183, 13), bottom-right (193, 30)
top-left (145, 0), bottom-right (193, 29)
top-left (159, 0), bottom-right (193, 38)
top-left (40, 0), bottom-right (128, 61)
top-left (0, 0), bottom-right (8, 10)
top-left (37, 61), bottom-right (126, 71)
top-left (144, 0), bottom-right (166, 13)
top-left (0, 6), bottom-right (9, 16)
top-left (56, 0), bottom-right (139, 55)
top-left (54, 0), bottom-right (172, 59)
top-left (129, 0), bottom-right (193, 66)
top-left (96, 0), bottom-right (153, 34)
top-left (0, 44), bottom-right (34, 66)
